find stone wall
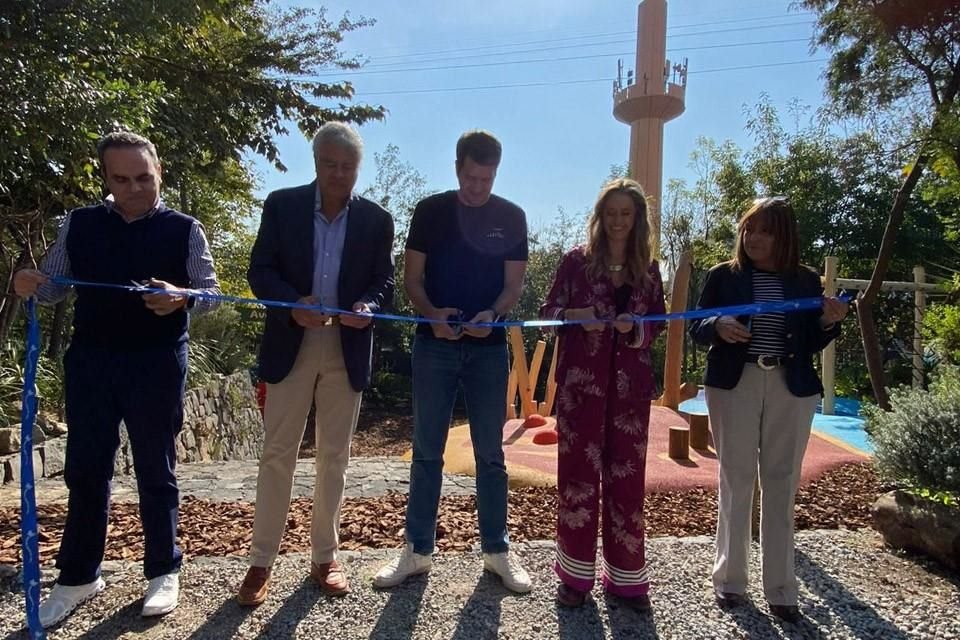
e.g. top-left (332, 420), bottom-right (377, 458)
top-left (116, 371), bottom-right (263, 473)
top-left (0, 371), bottom-right (263, 483)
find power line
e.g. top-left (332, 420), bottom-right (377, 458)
top-left (354, 12), bottom-right (814, 61)
top-left (687, 58), bottom-right (829, 75)
top-left (351, 58), bottom-right (829, 97)
top-left (343, 19), bottom-right (814, 68)
top-left (307, 39), bottom-right (812, 79)
top-left (356, 35), bottom-right (812, 73)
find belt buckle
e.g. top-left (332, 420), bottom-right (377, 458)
top-left (757, 355), bottom-right (776, 370)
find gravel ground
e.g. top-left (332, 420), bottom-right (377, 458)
top-left (1, 529), bottom-right (958, 640)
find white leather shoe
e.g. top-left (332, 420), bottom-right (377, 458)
top-left (39, 577), bottom-right (106, 628)
top-left (373, 544), bottom-right (432, 588)
top-left (483, 551), bottom-right (532, 593)
top-left (142, 572), bottom-right (179, 617)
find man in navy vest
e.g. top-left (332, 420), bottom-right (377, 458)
top-left (236, 122), bottom-right (394, 605)
top-left (14, 132), bottom-right (221, 628)
top-left (373, 130), bottom-right (532, 593)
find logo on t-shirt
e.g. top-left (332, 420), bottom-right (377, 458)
top-left (486, 227), bottom-right (506, 240)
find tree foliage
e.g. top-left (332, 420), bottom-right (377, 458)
top-left (798, 0), bottom-right (960, 407)
top-left (0, 0), bottom-right (385, 415)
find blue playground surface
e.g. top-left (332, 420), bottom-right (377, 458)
top-left (678, 391), bottom-right (872, 455)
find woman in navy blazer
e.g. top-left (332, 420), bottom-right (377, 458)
top-left (689, 197), bottom-right (848, 623)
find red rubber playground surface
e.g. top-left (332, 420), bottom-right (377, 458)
top-left (438, 406), bottom-right (868, 490)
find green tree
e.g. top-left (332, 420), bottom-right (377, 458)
top-left (0, 0), bottom-right (385, 345)
top-left (358, 144), bottom-right (431, 393)
top-left (799, 0), bottom-right (960, 408)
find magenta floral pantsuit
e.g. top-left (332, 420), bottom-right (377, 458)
top-left (540, 247), bottom-right (665, 596)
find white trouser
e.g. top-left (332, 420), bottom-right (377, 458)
top-left (706, 364), bottom-right (818, 605)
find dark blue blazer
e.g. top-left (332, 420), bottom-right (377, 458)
top-left (248, 182), bottom-right (395, 391)
top-left (688, 261), bottom-right (841, 397)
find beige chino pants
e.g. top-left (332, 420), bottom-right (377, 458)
top-left (249, 327), bottom-right (362, 567)
top-left (705, 364), bottom-right (819, 606)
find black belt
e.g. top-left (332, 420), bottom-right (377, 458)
top-left (751, 354), bottom-right (784, 370)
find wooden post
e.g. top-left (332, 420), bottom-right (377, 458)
top-left (527, 339), bottom-right (546, 410)
top-left (688, 413), bottom-right (709, 449)
top-left (508, 327), bottom-right (536, 417)
top-left (821, 256), bottom-right (838, 415)
top-left (668, 426), bottom-right (690, 460)
top-left (539, 340), bottom-right (560, 416)
top-left (913, 265), bottom-right (925, 388)
top-left (661, 251), bottom-right (693, 410)
top-left (506, 367), bottom-right (518, 419)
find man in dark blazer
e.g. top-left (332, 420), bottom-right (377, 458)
top-left (237, 122), bottom-right (394, 605)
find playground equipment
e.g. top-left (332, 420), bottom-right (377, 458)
top-left (506, 327), bottom-right (557, 426)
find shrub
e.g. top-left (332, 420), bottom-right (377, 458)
top-left (865, 365), bottom-right (960, 495)
top-left (923, 302), bottom-right (960, 365)
top-left (0, 341), bottom-right (64, 425)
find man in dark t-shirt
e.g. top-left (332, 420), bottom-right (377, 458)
top-left (374, 130), bottom-right (531, 593)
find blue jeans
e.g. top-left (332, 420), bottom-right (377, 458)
top-left (405, 336), bottom-right (510, 554)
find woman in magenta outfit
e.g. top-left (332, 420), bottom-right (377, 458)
top-left (539, 178), bottom-right (665, 609)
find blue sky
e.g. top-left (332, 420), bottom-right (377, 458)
top-left (257, 0), bottom-right (830, 232)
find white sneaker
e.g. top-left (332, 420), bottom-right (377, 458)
top-left (141, 572), bottom-right (179, 617)
top-left (373, 545), bottom-right (432, 588)
top-left (39, 577), bottom-right (106, 628)
top-left (483, 551), bottom-right (532, 593)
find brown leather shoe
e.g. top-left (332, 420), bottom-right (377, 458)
top-left (715, 590), bottom-right (747, 609)
top-left (237, 566), bottom-right (271, 606)
top-left (310, 560), bottom-right (350, 596)
top-left (769, 603), bottom-right (802, 624)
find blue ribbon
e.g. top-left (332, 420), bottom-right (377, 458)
top-left (20, 298), bottom-right (45, 639)
top-left (50, 276), bottom-right (846, 327)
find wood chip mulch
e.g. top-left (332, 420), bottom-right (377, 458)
top-left (0, 462), bottom-right (879, 565)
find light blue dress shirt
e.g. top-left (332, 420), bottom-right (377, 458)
top-left (311, 185), bottom-right (350, 309)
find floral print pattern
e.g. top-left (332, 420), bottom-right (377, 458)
top-left (539, 247), bottom-right (666, 597)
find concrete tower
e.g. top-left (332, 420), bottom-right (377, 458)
top-left (612, 0), bottom-right (687, 255)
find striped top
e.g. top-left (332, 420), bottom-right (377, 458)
top-left (747, 270), bottom-right (786, 357)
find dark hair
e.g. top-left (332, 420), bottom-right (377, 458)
top-left (584, 178), bottom-right (652, 286)
top-left (732, 196), bottom-right (800, 273)
top-left (96, 131), bottom-right (159, 172)
top-left (455, 130), bottom-right (502, 171)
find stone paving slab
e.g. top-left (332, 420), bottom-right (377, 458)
top-left (0, 458), bottom-right (476, 507)
top-left (1, 530), bottom-right (958, 639)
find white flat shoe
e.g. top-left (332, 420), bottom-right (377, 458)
top-left (142, 572), bottom-right (179, 617)
top-left (38, 577), bottom-right (106, 628)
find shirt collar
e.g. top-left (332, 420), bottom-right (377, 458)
top-left (105, 196), bottom-right (162, 222)
top-left (314, 185), bottom-right (352, 223)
